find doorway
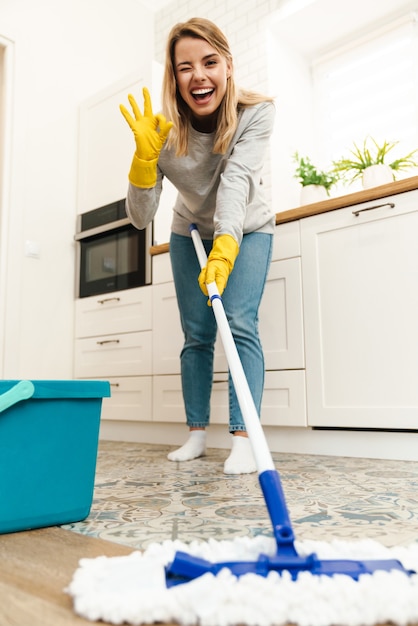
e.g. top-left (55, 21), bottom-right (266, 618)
top-left (0, 35), bottom-right (14, 377)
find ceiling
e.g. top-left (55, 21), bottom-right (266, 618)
top-left (136, 0), bottom-right (172, 12)
top-left (270, 0), bottom-right (418, 58)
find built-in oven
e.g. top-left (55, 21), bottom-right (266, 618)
top-left (75, 199), bottom-right (152, 298)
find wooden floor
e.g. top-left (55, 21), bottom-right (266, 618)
top-left (0, 526), bottom-right (414, 626)
top-left (0, 526), bottom-right (169, 626)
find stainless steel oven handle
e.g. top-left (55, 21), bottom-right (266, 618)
top-left (74, 217), bottom-right (131, 240)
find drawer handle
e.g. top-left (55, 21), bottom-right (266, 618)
top-left (96, 339), bottom-right (120, 346)
top-left (110, 382), bottom-right (120, 387)
top-left (213, 379), bottom-right (228, 384)
top-left (97, 297), bottom-right (121, 305)
top-left (352, 202), bottom-right (395, 217)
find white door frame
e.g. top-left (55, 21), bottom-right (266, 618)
top-left (0, 35), bottom-right (15, 377)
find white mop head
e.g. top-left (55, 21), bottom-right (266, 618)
top-left (66, 536), bottom-right (418, 626)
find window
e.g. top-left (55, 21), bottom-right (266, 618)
top-left (312, 14), bottom-right (418, 185)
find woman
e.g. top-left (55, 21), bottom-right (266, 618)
top-left (120, 17), bottom-right (275, 474)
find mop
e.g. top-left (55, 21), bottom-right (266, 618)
top-left (67, 224), bottom-right (418, 626)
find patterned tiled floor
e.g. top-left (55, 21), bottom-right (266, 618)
top-left (63, 441), bottom-right (418, 550)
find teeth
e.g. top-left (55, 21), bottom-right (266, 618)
top-left (192, 88), bottom-right (213, 95)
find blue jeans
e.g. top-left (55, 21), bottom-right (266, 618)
top-left (170, 231), bottom-right (273, 432)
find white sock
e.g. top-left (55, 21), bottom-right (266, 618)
top-left (167, 430), bottom-right (207, 462)
top-left (223, 435), bottom-right (257, 475)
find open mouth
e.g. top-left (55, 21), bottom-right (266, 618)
top-left (191, 88), bottom-right (214, 101)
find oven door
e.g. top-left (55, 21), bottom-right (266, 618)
top-left (76, 222), bottom-right (152, 298)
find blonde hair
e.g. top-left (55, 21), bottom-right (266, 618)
top-left (162, 17), bottom-right (274, 156)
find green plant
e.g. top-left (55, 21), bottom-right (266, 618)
top-left (293, 152), bottom-right (338, 194)
top-left (332, 137), bottom-right (418, 184)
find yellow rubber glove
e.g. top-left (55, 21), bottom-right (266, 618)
top-left (198, 234), bottom-right (240, 298)
top-left (120, 87), bottom-right (173, 188)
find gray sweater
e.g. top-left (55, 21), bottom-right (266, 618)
top-left (126, 101), bottom-right (276, 245)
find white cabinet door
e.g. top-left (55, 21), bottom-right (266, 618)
top-left (212, 258), bottom-right (305, 373)
top-left (99, 376), bottom-right (152, 422)
top-left (75, 287), bottom-right (152, 338)
top-left (152, 252), bottom-right (173, 285)
top-left (210, 370), bottom-right (307, 427)
top-left (262, 370), bottom-right (307, 426)
top-left (259, 258), bottom-right (305, 371)
top-left (271, 220), bottom-right (301, 261)
top-left (151, 261), bottom-right (306, 375)
top-left (301, 191), bottom-right (418, 429)
top-left (152, 282), bottom-right (183, 375)
top-left (152, 375), bottom-right (186, 422)
top-left (74, 331), bottom-right (152, 378)
top-left (77, 73), bottom-right (145, 213)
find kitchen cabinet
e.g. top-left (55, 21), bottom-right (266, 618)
top-left (74, 288), bottom-right (152, 338)
top-left (301, 190), bottom-right (418, 429)
top-left (77, 73), bottom-right (144, 213)
top-left (99, 376), bottom-right (152, 423)
top-left (151, 254), bottom-right (185, 423)
top-left (74, 331), bottom-right (152, 378)
top-left (74, 286), bottom-right (153, 421)
top-left (152, 222), bottom-right (307, 427)
top-left (152, 280), bottom-right (182, 376)
top-left (72, 175), bottom-right (418, 459)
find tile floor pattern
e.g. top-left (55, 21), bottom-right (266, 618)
top-left (63, 441), bottom-right (418, 550)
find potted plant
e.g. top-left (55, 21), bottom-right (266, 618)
top-left (332, 137), bottom-right (418, 189)
top-left (293, 152), bottom-right (339, 204)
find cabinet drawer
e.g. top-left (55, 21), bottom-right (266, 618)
top-left (153, 375), bottom-right (186, 423)
top-left (99, 376), bottom-right (152, 422)
top-left (75, 287), bottom-right (152, 338)
top-left (152, 371), bottom-right (307, 427)
top-left (74, 331), bottom-right (152, 377)
top-left (210, 371), bottom-right (307, 427)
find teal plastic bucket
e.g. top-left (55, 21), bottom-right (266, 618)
top-left (0, 379), bottom-right (110, 534)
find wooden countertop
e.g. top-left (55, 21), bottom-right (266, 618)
top-left (275, 175), bottom-right (418, 225)
top-left (150, 175), bottom-right (418, 256)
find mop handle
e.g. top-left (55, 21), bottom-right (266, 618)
top-left (190, 225), bottom-right (275, 474)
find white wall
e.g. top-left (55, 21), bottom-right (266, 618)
top-left (0, 0), bottom-right (154, 378)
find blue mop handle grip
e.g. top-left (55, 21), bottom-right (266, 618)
top-left (259, 469), bottom-right (296, 550)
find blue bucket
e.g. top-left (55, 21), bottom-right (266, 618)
top-left (0, 379), bottom-right (110, 533)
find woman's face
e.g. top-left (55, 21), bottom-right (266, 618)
top-left (174, 36), bottom-right (231, 129)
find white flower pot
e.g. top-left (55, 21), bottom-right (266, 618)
top-left (300, 184), bottom-right (328, 205)
top-left (362, 164), bottom-right (394, 189)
